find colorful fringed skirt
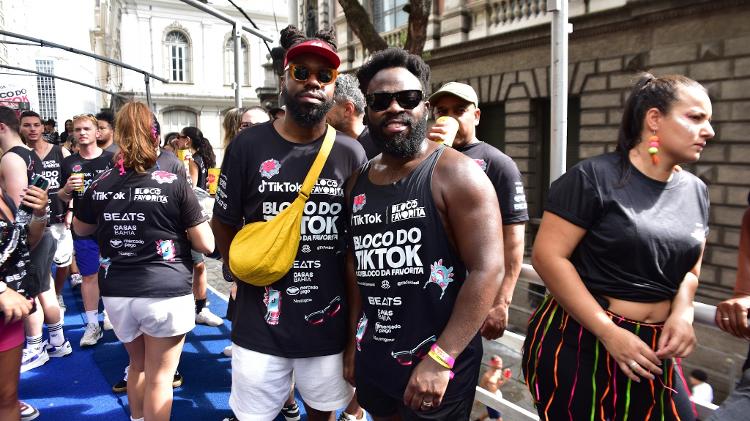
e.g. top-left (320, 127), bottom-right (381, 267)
top-left (521, 295), bottom-right (696, 421)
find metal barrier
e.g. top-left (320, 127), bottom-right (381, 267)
top-left (473, 264), bottom-right (722, 419)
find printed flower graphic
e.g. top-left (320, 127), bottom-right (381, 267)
top-left (352, 193), bottom-right (366, 213)
top-left (260, 159), bottom-right (281, 179)
top-left (474, 159), bottom-right (488, 171)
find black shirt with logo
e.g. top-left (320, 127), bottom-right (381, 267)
top-left (61, 150), bottom-right (114, 239)
top-left (76, 166), bottom-right (208, 298)
top-left (35, 145), bottom-right (67, 224)
top-left (348, 147), bottom-right (482, 400)
top-left (546, 152), bottom-right (709, 302)
top-left (213, 121), bottom-right (367, 358)
top-left (456, 142), bottom-right (529, 225)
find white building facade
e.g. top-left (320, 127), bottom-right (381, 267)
top-left (0, 0), bottom-right (100, 123)
top-left (92, 0), bottom-right (288, 163)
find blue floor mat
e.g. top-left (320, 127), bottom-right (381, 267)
top-left (19, 276), bottom-right (369, 420)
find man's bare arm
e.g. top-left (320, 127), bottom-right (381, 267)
top-left (481, 222), bottom-right (525, 339)
top-left (0, 154), bottom-right (30, 206)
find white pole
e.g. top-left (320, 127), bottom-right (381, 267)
top-left (548, 0), bottom-right (569, 183)
top-left (289, 0), bottom-right (298, 27)
top-left (234, 22), bottom-right (243, 109)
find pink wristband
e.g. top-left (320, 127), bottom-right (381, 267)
top-left (430, 343), bottom-right (455, 368)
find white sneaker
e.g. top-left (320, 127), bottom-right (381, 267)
top-left (21, 345), bottom-right (49, 373)
top-left (70, 273), bottom-right (83, 288)
top-left (46, 339), bottom-right (73, 358)
top-left (80, 322), bottom-right (103, 347)
top-left (195, 307), bottom-right (224, 327)
top-left (337, 410), bottom-right (367, 421)
top-left (102, 311), bottom-right (113, 331)
top-left (222, 345), bottom-right (232, 357)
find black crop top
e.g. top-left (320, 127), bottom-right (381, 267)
top-left (545, 153), bottom-right (709, 302)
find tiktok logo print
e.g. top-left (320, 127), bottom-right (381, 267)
top-left (264, 286), bottom-right (282, 325)
top-left (355, 313), bottom-right (368, 351)
top-left (352, 194), bottom-right (366, 213)
top-left (423, 259), bottom-right (454, 299)
top-left (259, 159), bottom-right (281, 179)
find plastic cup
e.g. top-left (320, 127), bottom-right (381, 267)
top-left (72, 173), bottom-right (85, 193)
top-left (431, 116), bottom-right (459, 147)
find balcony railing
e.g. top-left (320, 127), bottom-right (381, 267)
top-left (476, 263), bottom-right (722, 420)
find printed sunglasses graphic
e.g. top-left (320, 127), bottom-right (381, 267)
top-left (304, 295), bottom-right (342, 325)
top-left (390, 335), bottom-right (437, 366)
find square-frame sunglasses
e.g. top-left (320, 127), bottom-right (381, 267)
top-left (365, 90), bottom-right (424, 112)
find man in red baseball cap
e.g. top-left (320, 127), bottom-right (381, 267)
top-left (213, 25), bottom-right (367, 421)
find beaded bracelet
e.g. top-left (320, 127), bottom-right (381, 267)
top-left (429, 343), bottom-right (455, 368)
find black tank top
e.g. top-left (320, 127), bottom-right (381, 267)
top-left (349, 147), bottom-right (481, 400)
top-left (193, 154), bottom-right (207, 190)
top-left (4, 146), bottom-right (40, 183)
top-left (36, 145), bottom-right (66, 223)
top-left (0, 192), bottom-right (38, 299)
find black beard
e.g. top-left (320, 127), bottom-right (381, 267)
top-left (369, 112), bottom-right (427, 159)
top-left (282, 87), bottom-right (334, 128)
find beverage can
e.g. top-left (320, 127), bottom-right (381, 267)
top-left (207, 168), bottom-right (220, 195)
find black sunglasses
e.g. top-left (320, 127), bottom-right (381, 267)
top-left (286, 64), bottom-right (338, 85)
top-left (366, 90), bottom-right (424, 112)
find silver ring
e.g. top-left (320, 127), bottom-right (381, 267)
top-left (722, 317), bottom-right (730, 321)
top-left (629, 360), bottom-right (639, 370)
top-left (422, 401), bottom-right (433, 407)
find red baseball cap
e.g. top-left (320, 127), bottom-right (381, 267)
top-left (284, 39), bottom-right (341, 69)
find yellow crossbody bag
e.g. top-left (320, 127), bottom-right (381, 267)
top-left (228, 125), bottom-right (336, 286)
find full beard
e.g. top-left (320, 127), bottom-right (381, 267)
top-left (369, 113), bottom-right (427, 159)
top-left (282, 87), bottom-right (334, 128)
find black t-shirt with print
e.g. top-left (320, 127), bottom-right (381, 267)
top-left (35, 145), bottom-right (67, 224)
top-left (213, 121), bottom-right (367, 358)
top-left (157, 149), bottom-right (187, 179)
top-left (61, 150), bottom-right (114, 239)
top-left (546, 152), bottom-right (709, 302)
top-left (76, 166), bottom-right (208, 298)
top-left (456, 142), bottom-right (529, 225)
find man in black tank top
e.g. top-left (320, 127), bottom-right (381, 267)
top-left (18, 111), bottom-right (73, 369)
top-left (429, 82), bottom-right (529, 341)
top-left (346, 48), bottom-right (504, 420)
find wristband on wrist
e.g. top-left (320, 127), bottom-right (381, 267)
top-left (429, 344), bottom-right (455, 368)
top-left (426, 351), bottom-right (456, 379)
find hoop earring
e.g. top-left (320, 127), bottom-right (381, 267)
top-left (648, 132), bottom-right (660, 165)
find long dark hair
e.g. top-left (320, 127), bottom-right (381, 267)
top-left (617, 73), bottom-right (705, 164)
top-left (181, 126), bottom-right (216, 169)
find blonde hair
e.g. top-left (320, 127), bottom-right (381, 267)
top-left (114, 102), bottom-right (157, 173)
top-left (72, 114), bottom-right (98, 128)
top-left (222, 107), bottom-right (244, 148)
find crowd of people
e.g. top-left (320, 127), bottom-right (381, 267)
top-left (1, 22), bottom-right (750, 421)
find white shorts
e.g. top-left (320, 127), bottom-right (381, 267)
top-left (47, 223), bottom-right (73, 267)
top-left (102, 294), bottom-right (195, 343)
top-left (230, 345), bottom-right (354, 420)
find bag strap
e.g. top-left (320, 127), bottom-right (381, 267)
top-left (298, 124), bottom-right (336, 200)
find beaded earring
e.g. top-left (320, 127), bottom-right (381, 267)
top-left (647, 132), bottom-right (660, 165)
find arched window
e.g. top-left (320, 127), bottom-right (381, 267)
top-left (162, 108), bottom-right (197, 136)
top-left (223, 36), bottom-right (250, 86)
top-left (165, 30), bottom-right (190, 82)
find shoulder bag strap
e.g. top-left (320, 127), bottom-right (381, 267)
top-left (298, 124), bottom-right (336, 200)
